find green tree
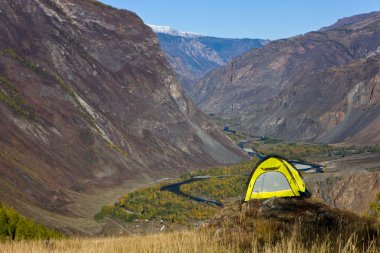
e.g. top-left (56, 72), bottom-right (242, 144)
top-left (0, 202), bottom-right (62, 241)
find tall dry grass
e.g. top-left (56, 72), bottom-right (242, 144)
top-left (1, 198), bottom-right (379, 252)
top-left (0, 231), bottom-right (232, 253)
top-left (0, 229), bottom-right (378, 253)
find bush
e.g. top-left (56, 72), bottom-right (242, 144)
top-left (95, 185), bottom-right (218, 225)
top-left (0, 202), bottom-right (62, 241)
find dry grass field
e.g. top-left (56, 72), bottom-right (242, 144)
top-left (2, 198), bottom-right (379, 253)
top-left (0, 229), bottom-right (378, 253)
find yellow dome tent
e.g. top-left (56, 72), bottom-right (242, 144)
top-left (244, 155), bottom-right (311, 201)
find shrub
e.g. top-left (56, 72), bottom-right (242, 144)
top-left (0, 202), bottom-right (62, 241)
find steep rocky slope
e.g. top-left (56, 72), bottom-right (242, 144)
top-left (192, 12), bottom-right (380, 144)
top-left (305, 153), bottom-right (380, 214)
top-left (152, 27), bottom-right (268, 92)
top-left (0, 0), bottom-right (245, 233)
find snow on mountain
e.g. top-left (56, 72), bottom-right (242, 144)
top-left (148, 24), bottom-right (204, 38)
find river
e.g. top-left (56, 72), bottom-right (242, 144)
top-left (160, 141), bottom-right (323, 207)
top-left (160, 177), bottom-right (223, 207)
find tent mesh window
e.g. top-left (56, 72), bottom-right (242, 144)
top-left (252, 172), bottom-right (291, 193)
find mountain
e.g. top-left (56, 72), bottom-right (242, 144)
top-left (320, 11), bottom-right (380, 31)
top-left (192, 12), bottom-right (380, 144)
top-left (0, 0), bottom-right (245, 234)
top-left (150, 25), bottom-right (269, 92)
top-left (149, 24), bottom-right (204, 38)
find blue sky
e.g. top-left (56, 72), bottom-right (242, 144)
top-left (100, 0), bottom-right (380, 40)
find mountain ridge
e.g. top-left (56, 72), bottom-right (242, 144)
top-left (152, 27), bottom-right (269, 92)
top-left (192, 11), bottom-right (380, 144)
top-left (0, 0), bottom-right (245, 234)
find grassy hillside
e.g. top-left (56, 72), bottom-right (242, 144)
top-left (0, 202), bottom-right (62, 241)
top-left (205, 198), bottom-right (380, 253)
top-left (1, 199), bottom-right (379, 253)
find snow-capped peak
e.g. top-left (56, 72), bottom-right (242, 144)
top-left (148, 25), bottom-right (204, 38)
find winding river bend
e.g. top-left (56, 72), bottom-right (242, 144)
top-left (160, 141), bottom-right (323, 208)
top-left (160, 177), bottom-right (223, 207)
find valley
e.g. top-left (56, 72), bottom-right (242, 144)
top-left (0, 0), bottom-right (379, 252)
top-left (0, 0), bottom-right (245, 235)
top-left (192, 11), bottom-right (380, 144)
top-left (151, 25), bottom-right (268, 92)
top-left (93, 131), bottom-right (380, 235)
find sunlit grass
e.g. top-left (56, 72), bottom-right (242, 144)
top-left (0, 228), bottom-right (378, 253)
